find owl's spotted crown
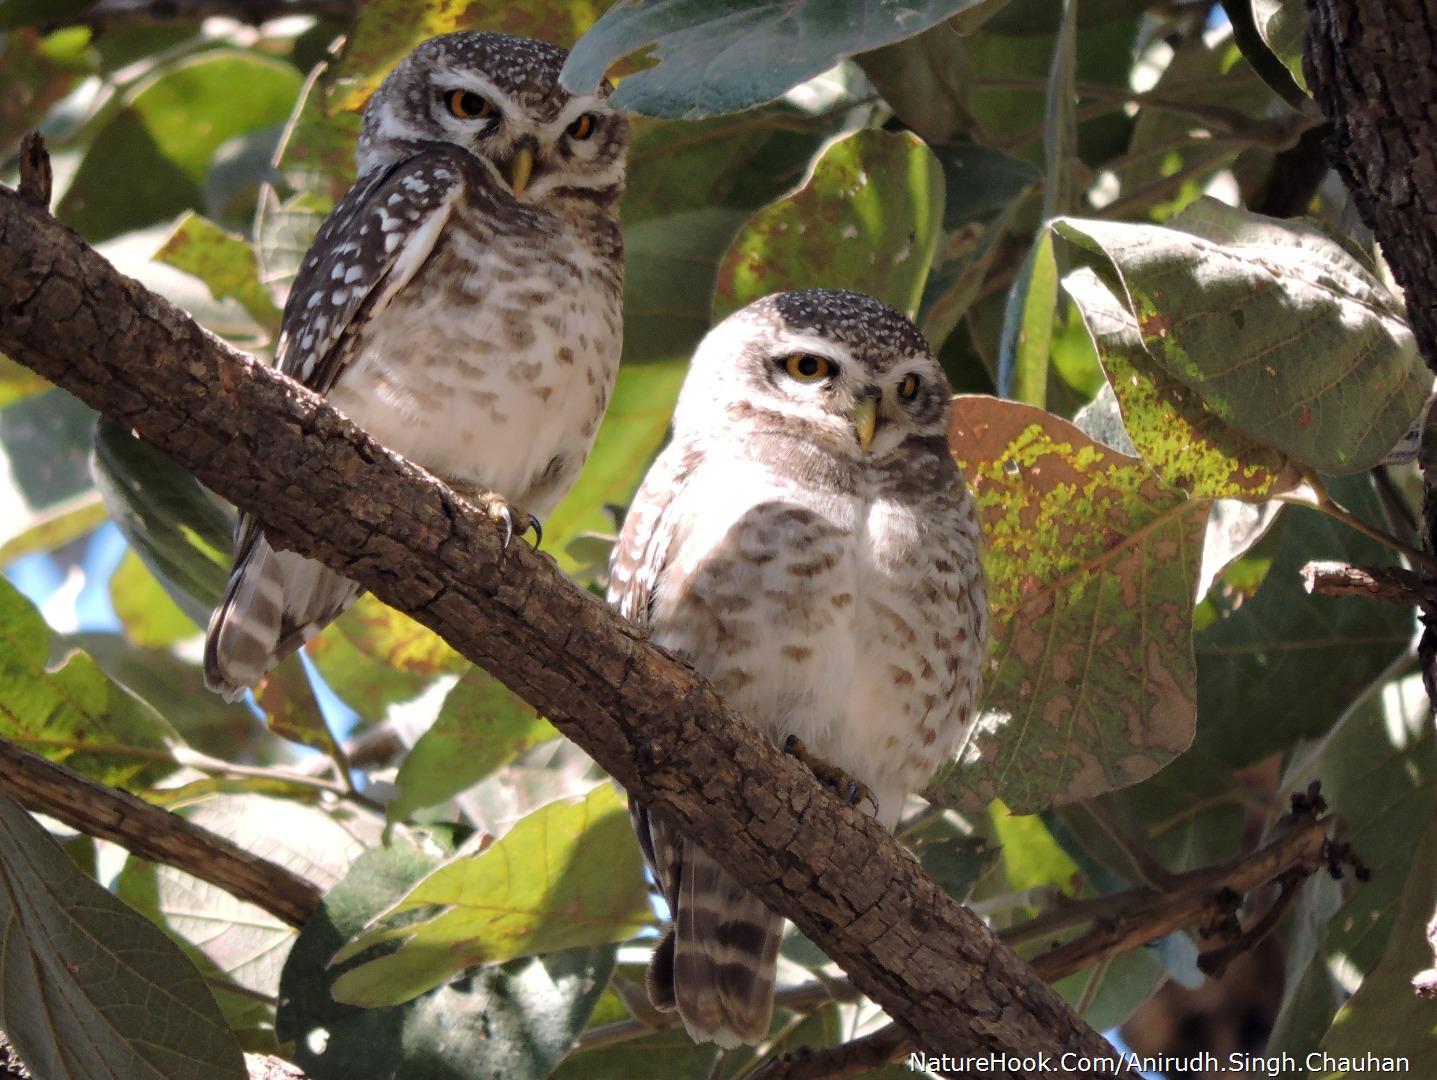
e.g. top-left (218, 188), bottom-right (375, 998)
top-left (769, 289), bottom-right (933, 361)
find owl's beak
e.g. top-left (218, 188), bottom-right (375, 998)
top-left (505, 147), bottom-right (535, 199)
top-left (852, 392), bottom-right (880, 451)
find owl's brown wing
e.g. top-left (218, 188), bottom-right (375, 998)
top-left (204, 143), bottom-right (492, 701)
top-left (607, 444), bottom-right (782, 1047)
top-left (275, 142), bottom-right (490, 393)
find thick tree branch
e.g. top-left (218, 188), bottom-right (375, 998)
top-left (1301, 560), bottom-right (1437, 614)
top-left (0, 186), bottom-right (1119, 1074)
top-left (0, 739), bottom-right (321, 926)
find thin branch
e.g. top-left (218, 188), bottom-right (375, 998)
top-left (1286, 471), bottom-right (1437, 573)
top-left (0, 738), bottom-right (321, 926)
top-left (0, 169), bottom-right (1117, 1069)
top-left (1301, 561), bottom-right (1437, 616)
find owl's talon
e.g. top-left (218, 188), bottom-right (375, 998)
top-left (471, 493), bottom-right (540, 551)
top-left (782, 735), bottom-right (879, 817)
top-left (528, 514), bottom-right (543, 549)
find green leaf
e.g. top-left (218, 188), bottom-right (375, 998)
top-left (1320, 672), bottom-right (1437, 975)
top-left (562, 0), bottom-right (987, 119)
top-left (92, 418), bottom-right (232, 628)
top-left (1194, 476), bottom-right (1410, 767)
top-left (155, 213), bottom-right (283, 336)
top-left (1252, 0), bottom-right (1309, 94)
top-left (1064, 266), bottom-right (1298, 500)
top-left (916, 831), bottom-right (999, 901)
top-left (989, 799), bottom-right (1079, 894)
top-left (931, 396), bottom-right (1203, 813)
top-left (713, 129), bottom-right (945, 321)
top-left (111, 551), bottom-right (199, 650)
top-left (113, 792), bottom-right (368, 1032)
top-left (1312, 814), bottom-right (1437, 1076)
top-left (997, 229), bottom-right (1058, 406)
top-left (388, 666), bottom-right (557, 825)
top-left (59, 52), bottom-right (303, 242)
top-left (278, 837), bottom-right (615, 1080)
top-left (1053, 200), bottom-right (1430, 475)
top-left (332, 785), bottom-right (650, 1006)
top-left (0, 387), bottom-right (98, 523)
top-left (0, 793), bottom-right (245, 1080)
top-left (0, 575), bottom-right (178, 789)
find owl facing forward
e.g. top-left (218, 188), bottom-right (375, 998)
top-left (609, 289), bottom-right (988, 1046)
top-left (205, 31), bottom-right (627, 700)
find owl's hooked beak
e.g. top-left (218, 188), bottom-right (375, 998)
top-left (504, 147), bottom-right (535, 199)
top-left (852, 390), bottom-right (880, 451)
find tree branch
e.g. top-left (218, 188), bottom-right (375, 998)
top-left (1301, 561), bottom-right (1437, 615)
top-left (750, 801), bottom-right (1339, 1080)
top-left (0, 738), bottom-right (322, 927)
top-left (0, 182), bottom-right (1119, 1073)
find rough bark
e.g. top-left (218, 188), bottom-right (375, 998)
top-left (0, 187), bottom-right (1121, 1074)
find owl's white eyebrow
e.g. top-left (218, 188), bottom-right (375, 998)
top-left (548, 96), bottom-right (610, 129)
top-left (774, 334), bottom-right (848, 363)
top-left (429, 68), bottom-right (510, 108)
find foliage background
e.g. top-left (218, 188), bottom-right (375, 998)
top-left (1, 0), bottom-right (1433, 1076)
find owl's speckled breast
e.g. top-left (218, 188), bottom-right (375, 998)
top-left (328, 204), bottom-right (622, 518)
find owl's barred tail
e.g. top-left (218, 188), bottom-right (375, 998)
top-left (203, 525), bottom-right (361, 701)
top-left (653, 846), bottom-right (783, 1049)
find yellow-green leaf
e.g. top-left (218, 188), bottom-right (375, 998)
top-left (331, 785), bottom-right (650, 1006)
top-left (155, 214), bottom-right (282, 336)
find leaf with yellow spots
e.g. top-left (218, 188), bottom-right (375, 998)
top-left (329, 784), bottom-right (650, 1006)
top-left (1053, 199), bottom-right (1428, 476)
top-left (1063, 266), bottom-right (1300, 501)
top-left (712, 129), bottom-right (945, 321)
top-left (930, 396), bottom-right (1204, 814)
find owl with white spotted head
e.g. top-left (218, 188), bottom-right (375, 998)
top-left (205, 31), bottom-right (627, 700)
top-left (610, 289), bottom-right (988, 1048)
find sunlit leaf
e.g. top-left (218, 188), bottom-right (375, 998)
top-left (1252, 0), bottom-right (1308, 94)
top-left (0, 793), bottom-right (246, 1080)
top-left (388, 666), bottom-right (557, 825)
top-left (931, 397), bottom-right (1203, 813)
top-left (1053, 201), bottom-right (1429, 475)
top-left (332, 785), bottom-right (650, 1006)
top-left (0, 576), bottom-right (178, 789)
top-left (714, 129), bottom-right (944, 320)
top-left (59, 52), bottom-right (302, 242)
top-left (111, 550), bottom-right (199, 650)
top-left (1064, 266), bottom-right (1297, 500)
top-left (997, 229), bottom-right (1058, 406)
top-left (155, 213), bottom-right (283, 336)
top-left (279, 838), bottom-right (616, 1080)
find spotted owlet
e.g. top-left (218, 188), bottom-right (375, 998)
top-left (204, 31), bottom-right (627, 700)
top-left (608, 289), bottom-right (988, 1046)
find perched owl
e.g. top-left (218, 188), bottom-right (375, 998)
top-left (609, 289), bottom-right (988, 1047)
top-left (205, 31), bottom-right (627, 700)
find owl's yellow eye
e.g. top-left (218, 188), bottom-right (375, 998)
top-left (784, 355), bottom-right (833, 382)
top-left (898, 373), bottom-right (921, 400)
top-left (447, 89), bottom-right (494, 120)
top-left (567, 113), bottom-right (596, 140)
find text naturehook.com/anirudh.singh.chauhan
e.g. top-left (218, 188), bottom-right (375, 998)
top-left (906, 1050), bottom-right (1412, 1074)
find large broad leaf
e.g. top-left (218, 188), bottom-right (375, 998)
top-left (0, 575), bottom-right (178, 789)
top-left (1064, 267), bottom-right (1297, 500)
top-left (59, 52), bottom-right (302, 242)
top-left (91, 419), bottom-right (233, 629)
top-left (1311, 814), bottom-right (1437, 1076)
top-left (114, 793), bottom-right (369, 1033)
top-left (0, 793), bottom-right (245, 1080)
top-left (997, 229), bottom-right (1058, 406)
top-left (387, 666), bottom-right (557, 825)
top-left (1054, 200), bottom-right (1429, 475)
top-left (1252, 0), bottom-right (1308, 94)
top-left (331, 784), bottom-right (650, 1006)
top-left (1193, 475), bottom-right (1410, 767)
top-left (930, 396), bottom-right (1203, 813)
top-left (277, 835), bottom-right (614, 1080)
top-left (562, 0), bottom-right (988, 119)
top-left (713, 129), bottom-right (944, 320)
top-left (0, 387), bottom-right (97, 529)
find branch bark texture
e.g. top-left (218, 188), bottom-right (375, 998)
top-left (0, 739), bottom-right (321, 926)
top-left (0, 188), bottom-right (1122, 1074)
